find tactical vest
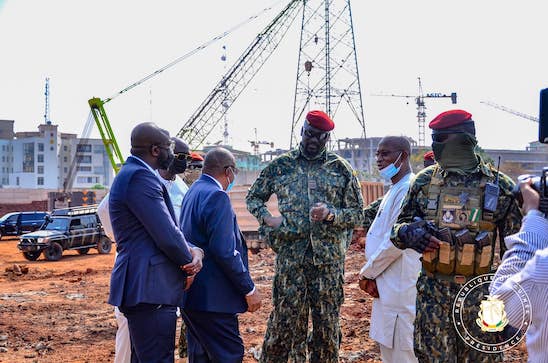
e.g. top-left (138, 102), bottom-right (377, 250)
top-left (422, 166), bottom-right (497, 276)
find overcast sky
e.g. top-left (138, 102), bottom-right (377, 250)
top-left (1, 0), bottom-right (546, 158)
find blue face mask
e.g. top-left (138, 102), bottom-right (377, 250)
top-left (226, 168), bottom-right (235, 192)
top-left (379, 152), bottom-right (402, 180)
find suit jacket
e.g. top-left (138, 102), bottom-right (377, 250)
top-left (108, 156), bottom-right (193, 308)
top-left (180, 174), bottom-right (254, 314)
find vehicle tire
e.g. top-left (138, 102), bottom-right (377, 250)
top-left (97, 238), bottom-right (112, 254)
top-left (43, 242), bottom-right (63, 261)
top-left (22, 251), bottom-right (41, 261)
top-left (77, 248), bottom-right (90, 255)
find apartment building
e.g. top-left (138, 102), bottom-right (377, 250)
top-left (0, 120), bottom-right (112, 189)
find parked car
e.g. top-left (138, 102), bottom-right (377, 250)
top-left (17, 205), bottom-right (112, 261)
top-left (0, 211), bottom-right (49, 240)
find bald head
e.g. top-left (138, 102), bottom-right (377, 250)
top-left (130, 122), bottom-right (171, 157)
top-left (379, 136), bottom-right (411, 155)
top-left (203, 147), bottom-right (236, 177)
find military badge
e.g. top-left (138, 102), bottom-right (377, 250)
top-left (476, 295), bottom-right (508, 333)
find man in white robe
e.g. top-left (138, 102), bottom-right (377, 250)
top-left (359, 136), bottom-right (420, 363)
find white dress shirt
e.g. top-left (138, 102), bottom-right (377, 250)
top-left (490, 212), bottom-right (548, 363)
top-left (359, 172), bottom-right (421, 351)
top-left (157, 173), bottom-right (189, 222)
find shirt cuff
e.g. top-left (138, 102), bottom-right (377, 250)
top-left (246, 286), bottom-right (256, 296)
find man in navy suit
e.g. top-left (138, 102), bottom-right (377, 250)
top-left (180, 147), bottom-right (262, 363)
top-left (108, 122), bottom-right (204, 363)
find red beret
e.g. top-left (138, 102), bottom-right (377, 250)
top-left (429, 109), bottom-right (472, 130)
top-left (423, 150), bottom-right (435, 161)
top-left (306, 110), bottom-right (334, 132)
top-left (190, 152), bottom-right (204, 161)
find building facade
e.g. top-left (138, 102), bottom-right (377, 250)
top-left (0, 120), bottom-right (112, 190)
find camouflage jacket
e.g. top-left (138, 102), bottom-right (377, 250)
top-left (391, 157), bottom-right (522, 253)
top-left (246, 148), bottom-right (364, 265)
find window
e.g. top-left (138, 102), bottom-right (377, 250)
top-left (38, 143), bottom-right (44, 152)
top-left (76, 155), bottom-right (92, 164)
top-left (37, 166), bottom-right (44, 174)
top-left (37, 177), bottom-right (44, 185)
top-left (63, 145), bottom-right (68, 151)
top-left (1, 145), bottom-right (4, 151)
top-left (16, 177), bottom-right (19, 186)
top-left (37, 154), bottom-right (44, 163)
top-left (77, 166), bottom-right (92, 172)
top-left (23, 143), bottom-right (34, 172)
top-left (63, 156), bottom-right (68, 162)
top-left (1, 156), bottom-right (4, 162)
top-left (50, 146), bottom-right (54, 151)
top-left (64, 167), bottom-right (68, 173)
top-left (77, 144), bottom-right (92, 152)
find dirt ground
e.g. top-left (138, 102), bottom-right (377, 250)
top-left (0, 236), bottom-right (527, 363)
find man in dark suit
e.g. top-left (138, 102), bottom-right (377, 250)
top-left (108, 122), bottom-right (204, 363)
top-left (180, 147), bottom-right (262, 363)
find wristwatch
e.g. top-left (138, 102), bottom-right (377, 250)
top-left (324, 211), bottom-right (335, 223)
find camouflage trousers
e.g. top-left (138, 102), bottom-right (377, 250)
top-left (414, 274), bottom-right (503, 363)
top-left (178, 319), bottom-right (188, 358)
top-left (260, 248), bottom-right (344, 363)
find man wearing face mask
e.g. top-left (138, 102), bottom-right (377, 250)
top-left (157, 137), bottom-right (191, 222)
top-left (358, 136), bottom-right (420, 363)
top-left (108, 122), bottom-right (203, 362)
top-left (390, 110), bottom-right (522, 362)
top-left (246, 110), bottom-right (364, 363)
top-left (180, 147), bottom-right (262, 363)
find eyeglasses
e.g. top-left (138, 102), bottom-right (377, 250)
top-left (154, 140), bottom-right (175, 152)
top-left (431, 131), bottom-right (463, 143)
top-left (224, 165), bottom-right (240, 175)
top-left (303, 129), bottom-right (329, 141)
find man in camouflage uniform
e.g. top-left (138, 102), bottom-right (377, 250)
top-left (391, 110), bottom-right (522, 362)
top-left (246, 110), bottom-right (364, 363)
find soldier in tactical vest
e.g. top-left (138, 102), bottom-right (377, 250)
top-left (246, 110), bottom-right (364, 363)
top-left (390, 109), bottom-right (522, 362)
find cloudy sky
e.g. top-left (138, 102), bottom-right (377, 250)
top-left (0, 0), bottom-right (546, 157)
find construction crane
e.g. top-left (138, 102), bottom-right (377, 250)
top-left (44, 77), bottom-right (52, 125)
top-left (373, 77), bottom-right (457, 147)
top-left (88, 4), bottom-right (279, 172)
top-left (480, 100), bottom-right (539, 123)
top-left (249, 128), bottom-right (274, 155)
top-left (178, 0), bottom-right (366, 150)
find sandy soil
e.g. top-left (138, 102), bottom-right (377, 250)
top-left (0, 236), bottom-right (526, 362)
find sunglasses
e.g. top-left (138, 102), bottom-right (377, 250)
top-left (303, 129), bottom-right (329, 141)
top-left (174, 152), bottom-right (192, 161)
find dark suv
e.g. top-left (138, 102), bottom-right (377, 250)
top-left (17, 205), bottom-right (112, 261)
top-left (0, 211), bottom-right (49, 240)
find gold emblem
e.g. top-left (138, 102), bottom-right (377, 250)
top-left (476, 295), bottom-right (508, 332)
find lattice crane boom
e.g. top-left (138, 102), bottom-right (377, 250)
top-left (177, 0), bottom-right (303, 149)
top-left (480, 100), bottom-right (539, 123)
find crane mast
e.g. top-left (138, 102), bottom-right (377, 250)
top-left (177, 0), bottom-right (303, 149)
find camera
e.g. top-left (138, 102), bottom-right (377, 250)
top-left (513, 88), bottom-right (548, 217)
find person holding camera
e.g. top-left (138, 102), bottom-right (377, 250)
top-left (490, 177), bottom-right (548, 363)
top-left (390, 109), bottom-right (523, 362)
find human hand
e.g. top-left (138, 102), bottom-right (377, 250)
top-left (519, 177), bottom-right (540, 214)
top-left (264, 216), bottom-right (283, 228)
top-left (184, 275), bottom-right (195, 291)
top-left (358, 278), bottom-right (379, 298)
top-left (309, 202), bottom-right (329, 222)
top-left (182, 247), bottom-right (204, 275)
top-left (245, 288), bottom-right (262, 313)
top-left (397, 220), bottom-right (440, 253)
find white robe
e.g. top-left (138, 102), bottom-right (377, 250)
top-left (360, 172), bottom-right (421, 351)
